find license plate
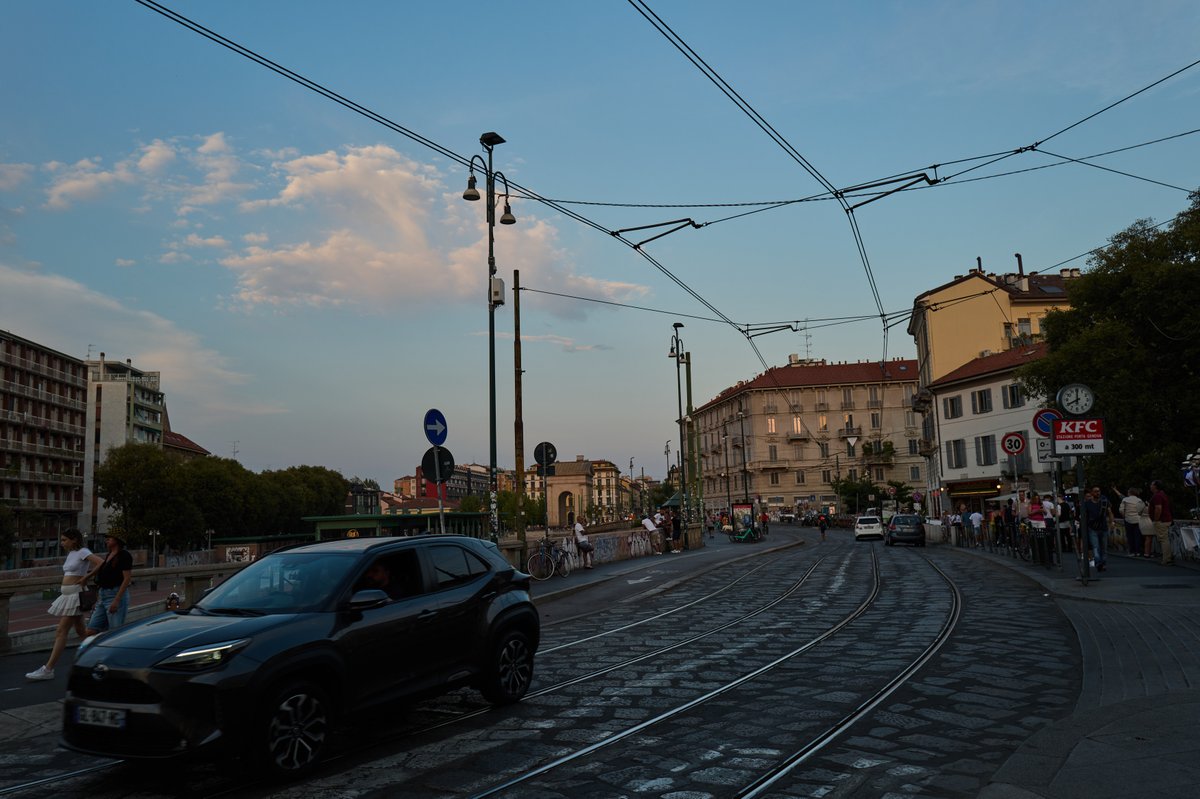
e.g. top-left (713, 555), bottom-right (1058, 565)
top-left (75, 706), bottom-right (126, 729)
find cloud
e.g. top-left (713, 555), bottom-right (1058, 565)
top-left (0, 163), bottom-right (34, 191)
top-left (0, 262), bottom-right (282, 426)
top-left (137, 140), bottom-right (175, 173)
top-left (115, 258), bottom-right (135, 267)
top-left (184, 233), bottom-right (230, 248)
top-left (243, 232), bottom-right (269, 244)
top-left (180, 132), bottom-right (252, 210)
top-left (43, 157), bottom-right (136, 209)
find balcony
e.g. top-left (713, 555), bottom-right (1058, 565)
top-left (815, 402), bottom-right (829, 411)
top-left (837, 426), bottom-right (863, 438)
top-left (910, 389), bottom-right (933, 413)
top-left (917, 438), bottom-right (937, 457)
top-left (786, 431), bottom-right (810, 442)
top-left (867, 399), bottom-right (882, 408)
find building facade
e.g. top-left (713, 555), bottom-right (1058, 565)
top-left (0, 330), bottom-right (87, 566)
top-left (82, 354), bottom-right (165, 540)
top-left (693, 356), bottom-right (924, 518)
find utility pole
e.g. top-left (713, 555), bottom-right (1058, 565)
top-left (513, 270), bottom-right (527, 561)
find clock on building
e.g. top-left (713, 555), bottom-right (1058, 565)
top-left (1055, 383), bottom-right (1095, 416)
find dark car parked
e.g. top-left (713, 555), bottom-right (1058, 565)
top-left (885, 514), bottom-right (926, 547)
top-left (62, 535), bottom-right (539, 777)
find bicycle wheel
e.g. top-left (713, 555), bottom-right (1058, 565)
top-left (1077, 549), bottom-right (1090, 586)
top-left (526, 552), bottom-right (554, 581)
top-left (1017, 535), bottom-right (1031, 561)
top-left (556, 552), bottom-right (572, 578)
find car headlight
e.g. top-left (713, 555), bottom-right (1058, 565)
top-left (157, 639), bottom-right (250, 671)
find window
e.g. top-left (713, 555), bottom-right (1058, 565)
top-left (874, 468), bottom-right (884, 481)
top-left (846, 441), bottom-right (856, 457)
top-left (905, 410), bottom-right (916, 428)
top-left (822, 469), bottom-right (832, 483)
top-left (430, 544), bottom-right (488, 589)
top-left (818, 441), bottom-right (829, 458)
top-left (971, 388), bottom-right (993, 414)
top-left (793, 444), bottom-right (804, 459)
top-left (767, 417), bottom-right (777, 434)
top-left (871, 412), bottom-right (881, 429)
top-left (819, 414), bottom-right (828, 431)
top-left (908, 438), bottom-right (919, 455)
top-left (843, 412), bottom-right (854, 430)
top-left (943, 396), bottom-right (963, 419)
top-left (768, 444), bottom-right (778, 462)
top-left (769, 472), bottom-right (780, 485)
top-left (847, 468), bottom-right (858, 480)
top-left (792, 416), bottom-right (804, 434)
top-left (974, 434), bottom-right (997, 466)
top-left (795, 470), bottom-right (805, 484)
top-left (842, 387), bottom-right (854, 408)
top-left (945, 439), bottom-right (967, 469)
top-left (910, 466), bottom-right (921, 481)
top-left (869, 386), bottom-right (880, 404)
top-left (1002, 383), bottom-right (1024, 409)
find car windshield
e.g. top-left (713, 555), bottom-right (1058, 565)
top-left (858, 517), bottom-right (880, 525)
top-left (198, 552), bottom-right (359, 614)
top-left (893, 515), bottom-right (920, 524)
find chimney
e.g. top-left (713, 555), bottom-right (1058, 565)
top-left (1014, 253), bottom-right (1024, 276)
top-left (976, 256), bottom-right (983, 272)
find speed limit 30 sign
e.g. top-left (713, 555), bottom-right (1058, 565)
top-left (1002, 431), bottom-right (1027, 456)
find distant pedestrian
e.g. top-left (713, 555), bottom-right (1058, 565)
top-left (759, 512), bottom-right (770, 536)
top-left (1149, 479), bottom-right (1174, 566)
top-left (642, 514), bottom-right (663, 555)
top-left (26, 528), bottom-right (103, 681)
top-left (969, 510), bottom-right (984, 547)
top-left (1116, 486), bottom-right (1146, 557)
top-left (573, 517), bottom-right (594, 569)
top-left (86, 532), bottom-right (134, 636)
top-left (1027, 493), bottom-right (1051, 567)
top-left (1081, 487), bottom-right (1112, 572)
top-left (670, 510), bottom-right (682, 553)
top-left (818, 513), bottom-right (828, 542)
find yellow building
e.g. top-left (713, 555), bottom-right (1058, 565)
top-left (907, 264), bottom-right (1077, 388)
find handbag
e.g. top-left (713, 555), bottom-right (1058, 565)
top-left (78, 586), bottom-right (99, 613)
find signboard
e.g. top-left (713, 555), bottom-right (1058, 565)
top-left (421, 446), bottom-right (455, 483)
top-left (1036, 437), bottom-right (1062, 463)
top-left (1053, 418), bottom-right (1106, 455)
top-left (1001, 431), bottom-right (1027, 456)
top-left (423, 409), bottom-right (448, 447)
top-left (534, 441), bottom-right (557, 466)
top-left (1032, 408), bottom-right (1062, 438)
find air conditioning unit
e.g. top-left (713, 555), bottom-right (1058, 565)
top-left (490, 277), bottom-right (505, 306)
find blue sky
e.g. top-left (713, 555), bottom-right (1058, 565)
top-left (3, 1), bottom-right (1198, 486)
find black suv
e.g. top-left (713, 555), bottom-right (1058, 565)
top-left (62, 536), bottom-right (538, 776)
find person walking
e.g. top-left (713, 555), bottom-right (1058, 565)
top-left (669, 510), bottom-right (683, 553)
top-left (1149, 479), bottom-right (1174, 566)
top-left (1081, 487), bottom-right (1112, 572)
top-left (1026, 493), bottom-right (1051, 567)
top-left (86, 532), bottom-right (134, 636)
top-left (969, 509), bottom-right (984, 548)
top-left (26, 528), bottom-right (104, 681)
top-left (573, 517), bottom-right (594, 569)
top-left (1116, 486), bottom-right (1147, 557)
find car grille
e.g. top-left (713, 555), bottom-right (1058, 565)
top-left (68, 673), bottom-right (160, 704)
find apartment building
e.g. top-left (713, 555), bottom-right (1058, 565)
top-left (81, 354), bottom-right (165, 539)
top-left (0, 330), bottom-right (87, 565)
top-left (926, 344), bottom-right (1055, 513)
top-left (693, 356), bottom-right (923, 517)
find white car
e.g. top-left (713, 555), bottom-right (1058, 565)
top-left (854, 515), bottom-right (884, 541)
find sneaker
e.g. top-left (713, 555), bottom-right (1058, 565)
top-left (25, 666), bottom-right (54, 681)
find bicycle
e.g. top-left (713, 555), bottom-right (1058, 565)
top-left (526, 537), bottom-right (572, 580)
top-left (728, 526), bottom-right (761, 543)
top-left (1013, 522), bottom-right (1033, 562)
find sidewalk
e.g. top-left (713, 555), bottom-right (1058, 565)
top-left (962, 545), bottom-right (1200, 798)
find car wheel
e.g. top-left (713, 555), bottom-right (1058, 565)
top-left (480, 628), bottom-right (534, 705)
top-left (259, 680), bottom-right (331, 778)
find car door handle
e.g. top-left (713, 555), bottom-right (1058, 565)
top-left (417, 609), bottom-right (439, 623)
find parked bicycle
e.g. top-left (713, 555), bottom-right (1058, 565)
top-left (527, 536), bottom-right (572, 581)
top-left (728, 525), bottom-right (762, 543)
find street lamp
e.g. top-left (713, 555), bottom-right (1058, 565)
top-left (738, 405), bottom-right (749, 505)
top-left (149, 528), bottom-right (160, 591)
top-left (669, 322), bottom-right (688, 526)
top-left (463, 131), bottom-right (516, 542)
top-left (723, 427), bottom-right (732, 523)
top-left (664, 440), bottom-right (671, 483)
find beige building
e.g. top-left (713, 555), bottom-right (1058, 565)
top-left (693, 356), bottom-right (923, 516)
top-left (522, 456), bottom-right (638, 526)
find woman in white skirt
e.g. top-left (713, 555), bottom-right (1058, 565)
top-left (26, 528), bottom-right (103, 681)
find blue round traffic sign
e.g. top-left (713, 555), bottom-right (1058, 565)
top-left (1033, 408), bottom-right (1062, 438)
top-left (424, 408), bottom-right (448, 447)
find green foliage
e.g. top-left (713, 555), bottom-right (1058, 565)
top-left (831, 474), bottom-right (881, 514)
top-left (95, 445), bottom-right (350, 547)
top-left (459, 494), bottom-right (483, 513)
top-left (1017, 192), bottom-right (1200, 500)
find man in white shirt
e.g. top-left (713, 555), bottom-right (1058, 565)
top-left (642, 514), bottom-right (663, 555)
top-left (573, 518), bottom-right (593, 569)
top-left (969, 510), bottom-right (984, 547)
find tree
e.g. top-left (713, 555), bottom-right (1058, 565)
top-left (1018, 192), bottom-right (1200, 500)
top-left (831, 475), bottom-right (882, 515)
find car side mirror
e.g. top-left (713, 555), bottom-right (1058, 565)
top-left (347, 589), bottom-right (390, 610)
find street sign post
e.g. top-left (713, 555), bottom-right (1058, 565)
top-left (1001, 431), bottom-right (1027, 456)
top-left (1036, 437), bottom-right (1063, 463)
top-left (421, 445), bottom-right (454, 536)
top-left (423, 408), bottom-right (448, 447)
top-left (1033, 408), bottom-right (1063, 438)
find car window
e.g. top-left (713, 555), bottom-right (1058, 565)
top-left (857, 517), bottom-right (880, 525)
top-left (894, 515), bottom-right (920, 524)
top-left (353, 550), bottom-right (424, 599)
top-left (201, 552), bottom-right (358, 613)
top-left (429, 544), bottom-right (490, 589)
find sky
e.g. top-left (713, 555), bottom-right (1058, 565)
top-left (2, 0), bottom-right (1198, 487)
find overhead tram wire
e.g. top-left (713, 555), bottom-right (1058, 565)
top-left (135, 0), bottom-right (753, 343)
top-left (627, 0), bottom-right (890, 351)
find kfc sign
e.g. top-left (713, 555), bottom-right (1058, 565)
top-left (1052, 418), bottom-right (1106, 455)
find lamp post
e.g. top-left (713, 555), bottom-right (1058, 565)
top-left (463, 132), bottom-right (516, 542)
top-left (664, 440), bottom-right (671, 484)
top-left (723, 427), bottom-right (732, 523)
top-left (149, 528), bottom-right (160, 591)
top-left (669, 323), bottom-right (688, 526)
top-left (738, 406), bottom-right (749, 505)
